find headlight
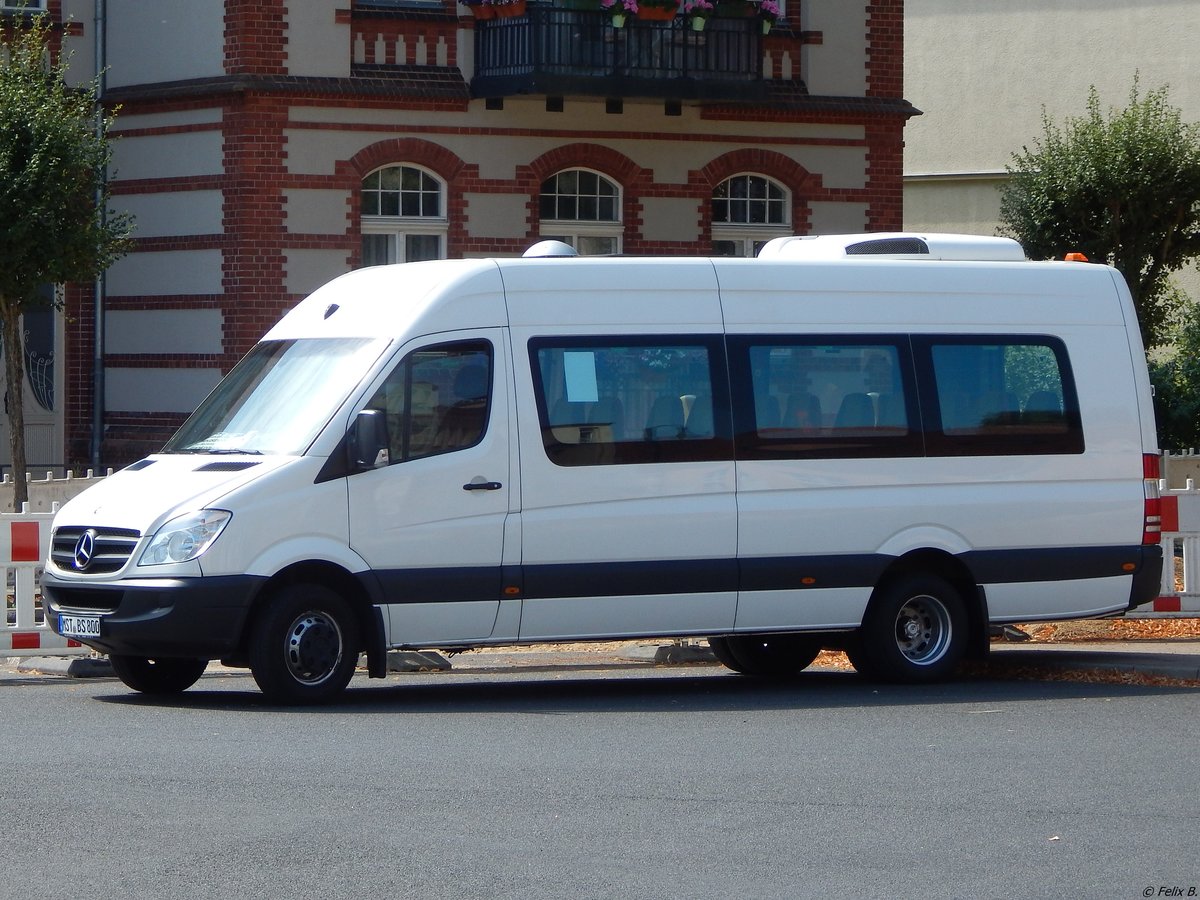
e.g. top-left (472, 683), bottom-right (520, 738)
top-left (138, 510), bottom-right (232, 567)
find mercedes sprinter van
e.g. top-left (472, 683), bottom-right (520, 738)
top-left (43, 234), bottom-right (1163, 702)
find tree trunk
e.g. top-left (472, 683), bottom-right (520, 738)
top-left (1, 300), bottom-right (29, 511)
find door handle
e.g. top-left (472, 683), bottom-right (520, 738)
top-left (463, 480), bottom-right (503, 491)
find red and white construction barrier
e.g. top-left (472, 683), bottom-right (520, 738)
top-left (1152, 484), bottom-right (1200, 615)
top-left (2, 511), bottom-right (89, 658)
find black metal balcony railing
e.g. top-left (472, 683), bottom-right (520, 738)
top-left (471, 4), bottom-right (767, 101)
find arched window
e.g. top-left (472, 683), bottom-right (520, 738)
top-left (360, 165), bottom-right (447, 265)
top-left (711, 174), bottom-right (790, 257)
top-left (538, 169), bottom-right (621, 255)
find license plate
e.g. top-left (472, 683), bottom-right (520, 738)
top-left (59, 615), bottom-right (101, 639)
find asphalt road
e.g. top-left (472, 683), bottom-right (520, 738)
top-left (4, 664), bottom-right (1198, 900)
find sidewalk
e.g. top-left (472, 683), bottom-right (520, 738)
top-left (5, 636), bottom-right (1200, 685)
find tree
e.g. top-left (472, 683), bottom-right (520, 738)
top-left (1150, 295), bottom-right (1200, 450)
top-left (999, 78), bottom-right (1200, 350)
top-left (0, 10), bottom-right (131, 509)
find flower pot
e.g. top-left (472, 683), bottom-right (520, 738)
top-left (637, 5), bottom-right (678, 20)
top-left (691, 14), bottom-right (707, 30)
top-left (469, 3), bottom-right (497, 18)
top-left (494, 0), bottom-right (527, 18)
top-left (761, 18), bottom-right (772, 33)
top-left (611, 12), bottom-right (627, 26)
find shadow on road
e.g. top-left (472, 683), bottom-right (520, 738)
top-left (93, 664), bottom-right (1200, 715)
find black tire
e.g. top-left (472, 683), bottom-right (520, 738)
top-left (109, 655), bottom-right (208, 695)
top-left (248, 583), bottom-right (361, 704)
top-left (709, 633), bottom-right (823, 677)
top-left (708, 636), bottom-right (747, 672)
top-left (853, 574), bottom-right (967, 683)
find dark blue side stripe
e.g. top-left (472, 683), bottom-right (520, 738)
top-left (369, 545), bottom-right (1151, 604)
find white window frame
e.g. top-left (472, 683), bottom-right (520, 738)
top-left (711, 173), bottom-right (791, 258)
top-left (360, 164), bottom-right (448, 265)
top-left (539, 169), bottom-right (622, 256)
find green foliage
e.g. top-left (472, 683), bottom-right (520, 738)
top-left (0, 12), bottom-right (131, 306)
top-left (1, 10), bottom-right (132, 505)
top-left (1150, 298), bottom-right (1200, 450)
top-left (999, 78), bottom-right (1200, 350)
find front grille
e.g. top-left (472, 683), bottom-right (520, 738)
top-left (51, 526), bottom-right (142, 575)
top-left (50, 588), bottom-right (122, 613)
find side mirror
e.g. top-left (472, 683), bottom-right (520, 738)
top-left (349, 409), bottom-right (389, 471)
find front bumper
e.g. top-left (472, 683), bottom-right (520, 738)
top-left (41, 571), bottom-right (267, 659)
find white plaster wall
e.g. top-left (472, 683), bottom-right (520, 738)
top-left (286, 250), bottom-right (351, 296)
top-left (118, 191), bottom-right (224, 239)
top-left (808, 202), bottom-right (868, 235)
top-left (464, 194), bottom-right (531, 240)
top-left (106, 249), bottom-right (224, 297)
top-left (106, 368), bottom-right (222, 414)
top-left (106, 309), bottom-right (224, 356)
top-left (640, 198), bottom-right (701, 242)
top-left (61, 0), bottom-right (96, 88)
top-left (903, 177), bottom-right (1004, 236)
top-left (285, 189), bottom-right (352, 235)
top-left (104, 0), bottom-right (225, 87)
top-left (112, 109), bottom-right (223, 132)
top-left (111, 131), bottom-right (224, 181)
top-left (285, 2), bottom-right (350, 78)
top-left (802, 0), bottom-right (868, 98)
top-left (905, 0), bottom-right (1200, 177)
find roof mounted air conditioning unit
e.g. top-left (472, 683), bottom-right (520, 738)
top-left (756, 233), bottom-right (1027, 262)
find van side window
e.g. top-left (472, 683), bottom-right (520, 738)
top-left (919, 336), bottom-right (1084, 456)
top-left (364, 340), bottom-right (492, 464)
top-left (530, 337), bottom-right (731, 465)
top-left (730, 337), bottom-right (922, 460)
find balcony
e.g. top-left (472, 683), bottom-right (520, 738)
top-left (471, 3), bottom-right (767, 102)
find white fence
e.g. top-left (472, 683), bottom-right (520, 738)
top-left (2, 506), bottom-right (91, 658)
top-left (4, 464), bottom-right (1198, 661)
top-left (1153, 481), bottom-right (1200, 615)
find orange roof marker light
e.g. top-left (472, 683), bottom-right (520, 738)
top-left (1064, 252), bottom-right (1090, 262)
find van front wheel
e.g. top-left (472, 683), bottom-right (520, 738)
top-left (248, 584), bottom-right (360, 704)
top-left (110, 655), bottom-right (208, 694)
top-left (852, 574), bottom-right (966, 683)
top-left (709, 634), bottom-right (823, 677)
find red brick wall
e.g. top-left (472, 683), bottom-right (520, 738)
top-left (60, 0), bottom-right (912, 467)
top-left (225, 0), bottom-right (287, 75)
top-left (866, 0), bottom-right (903, 100)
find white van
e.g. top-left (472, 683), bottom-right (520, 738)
top-left (43, 234), bottom-right (1164, 703)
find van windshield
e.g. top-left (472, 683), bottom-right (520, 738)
top-left (162, 338), bottom-right (388, 456)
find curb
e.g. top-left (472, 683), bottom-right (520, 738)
top-left (989, 645), bottom-right (1200, 682)
top-left (8, 656), bottom-right (115, 678)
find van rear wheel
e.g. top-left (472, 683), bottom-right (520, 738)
top-left (109, 655), bottom-right (208, 694)
top-left (709, 634), bottom-right (823, 677)
top-left (248, 584), bottom-right (360, 704)
top-left (851, 574), bottom-right (966, 683)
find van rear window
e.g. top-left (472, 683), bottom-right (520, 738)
top-left (919, 336), bottom-right (1084, 456)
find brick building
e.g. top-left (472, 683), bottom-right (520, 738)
top-left (2, 0), bottom-right (913, 468)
